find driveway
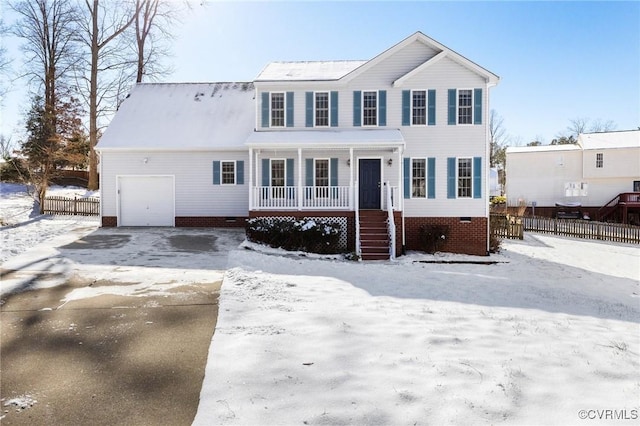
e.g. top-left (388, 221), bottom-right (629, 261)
top-left (0, 227), bottom-right (245, 426)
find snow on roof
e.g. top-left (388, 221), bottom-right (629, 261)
top-left (255, 61), bottom-right (367, 82)
top-left (246, 129), bottom-right (405, 149)
top-left (97, 82), bottom-right (255, 151)
top-left (578, 130), bottom-right (640, 150)
top-left (506, 144), bottom-right (582, 154)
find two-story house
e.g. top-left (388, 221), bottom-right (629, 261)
top-left (96, 32), bottom-right (499, 258)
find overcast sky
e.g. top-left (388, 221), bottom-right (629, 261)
top-left (1, 1), bottom-right (639, 145)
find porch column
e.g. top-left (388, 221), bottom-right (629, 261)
top-left (298, 148), bottom-right (303, 211)
top-left (349, 147), bottom-right (354, 210)
top-left (397, 147), bottom-right (402, 211)
top-left (249, 148), bottom-right (253, 210)
top-left (255, 150), bottom-right (260, 210)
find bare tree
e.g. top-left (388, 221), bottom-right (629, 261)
top-left (567, 117), bottom-right (617, 138)
top-left (78, 0), bottom-right (142, 190)
top-left (489, 109), bottom-right (508, 168)
top-left (10, 0), bottom-right (79, 129)
top-left (133, 0), bottom-right (180, 83)
top-left (0, 17), bottom-right (11, 98)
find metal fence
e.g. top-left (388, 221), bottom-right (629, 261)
top-left (522, 216), bottom-right (640, 244)
top-left (43, 196), bottom-right (100, 216)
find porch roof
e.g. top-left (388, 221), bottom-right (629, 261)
top-left (246, 129), bottom-right (405, 150)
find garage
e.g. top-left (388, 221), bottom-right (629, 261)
top-left (118, 175), bottom-right (175, 226)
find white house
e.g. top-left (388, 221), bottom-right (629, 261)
top-left (506, 130), bottom-right (640, 223)
top-left (96, 32), bottom-right (499, 258)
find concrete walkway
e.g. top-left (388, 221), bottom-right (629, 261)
top-left (1, 227), bottom-right (245, 425)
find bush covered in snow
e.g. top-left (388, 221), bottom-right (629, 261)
top-left (418, 224), bottom-right (449, 253)
top-left (246, 218), bottom-right (342, 254)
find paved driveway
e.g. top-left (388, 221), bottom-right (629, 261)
top-left (1, 227), bottom-right (245, 426)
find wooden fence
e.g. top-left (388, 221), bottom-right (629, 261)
top-left (43, 196), bottom-right (100, 216)
top-left (490, 214), bottom-right (524, 240)
top-left (522, 216), bottom-right (640, 244)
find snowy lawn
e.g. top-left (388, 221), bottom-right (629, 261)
top-left (1, 183), bottom-right (99, 264)
top-left (195, 238), bottom-right (639, 425)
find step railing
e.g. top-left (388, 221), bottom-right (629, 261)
top-left (385, 181), bottom-right (396, 259)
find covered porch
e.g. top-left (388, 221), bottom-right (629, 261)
top-left (246, 129), bottom-right (406, 213)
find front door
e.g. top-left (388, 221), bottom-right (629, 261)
top-left (359, 159), bottom-right (381, 209)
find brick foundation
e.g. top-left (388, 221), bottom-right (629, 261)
top-left (175, 217), bottom-right (248, 227)
top-left (404, 216), bottom-right (489, 256)
top-left (102, 216), bottom-right (117, 227)
top-left (100, 216), bottom-right (247, 228)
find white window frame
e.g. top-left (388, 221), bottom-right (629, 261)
top-left (411, 158), bottom-right (427, 198)
top-left (596, 152), bottom-right (603, 168)
top-left (457, 89), bottom-right (474, 126)
top-left (411, 90), bottom-right (427, 126)
top-left (362, 90), bottom-right (378, 127)
top-left (269, 158), bottom-right (287, 198)
top-left (314, 92), bottom-right (330, 127)
top-left (270, 92), bottom-right (286, 128)
top-left (314, 158), bottom-right (330, 198)
top-left (220, 160), bottom-right (236, 185)
top-left (457, 157), bottom-right (473, 198)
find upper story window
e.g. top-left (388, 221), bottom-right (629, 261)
top-left (458, 90), bottom-right (473, 125)
top-left (412, 91), bottom-right (426, 125)
top-left (448, 88), bottom-right (482, 126)
top-left (221, 161), bottom-right (236, 185)
top-left (412, 159), bottom-right (426, 198)
top-left (457, 158), bottom-right (472, 197)
top-left (363, 91), bottom-right (378, 126)
top-left (596, 153), bottom-right (603, 168)
top-left (271, 93), bottom-right (285, 127)
top-left (315, 92), bottom-right (329, 127)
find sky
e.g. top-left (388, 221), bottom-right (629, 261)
top-left (1, 0), bottom-right (639, 146)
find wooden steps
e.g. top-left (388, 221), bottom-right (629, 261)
top-left (359, 210), bottom-right (390, 261)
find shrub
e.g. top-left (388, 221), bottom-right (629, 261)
top-left (418, 224), bottom-right (449, 254)
top-left (246, 217), bottom-right (342, 254)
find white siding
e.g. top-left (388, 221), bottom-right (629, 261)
top-left (101, 150), bottom-right (249, 217)
top-left (583, 147), bottom-right (640, 179)
top-left (506, 149), bottom-right (583, 207)
top-left (507, 145), bottom-right (640, 207)
top-left (254, 48), bottom-right (492, 219)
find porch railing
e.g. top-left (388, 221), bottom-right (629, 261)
top-left (252, 186), bottom-right (351, 210)
top-left (385, 182), bottom-right (396, 259)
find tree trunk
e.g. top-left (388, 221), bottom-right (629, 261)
top-left (87, 0), bottom-right (100, 190)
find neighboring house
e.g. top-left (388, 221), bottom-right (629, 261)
top-left (96, 32), bottom-right (499, 258)
top-left (505, 130), bottom-right (640, 224)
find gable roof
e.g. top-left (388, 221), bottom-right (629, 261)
top-left (255, 60), bottom-right (367, 82)
top-left (342, 31), bottom-right (499, 85)
top-left (255, 31), bottom-right (499, 85)
top-left (578, 130), bottom-right (640, 150)
top-left (96, 82), bottom-right (255, 151)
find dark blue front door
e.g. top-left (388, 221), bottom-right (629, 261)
top-left (359, 159), bottom-right (381, 209)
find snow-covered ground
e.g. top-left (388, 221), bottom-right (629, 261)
top-left (1, 183), bottom-right (639, 425)
top-left (0, 183), bottom-right (99, 264)
top-left (194, 239), bottom-right (640, 425)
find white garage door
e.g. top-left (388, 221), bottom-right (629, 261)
top-left (118, 175), bottom-right (175, 226)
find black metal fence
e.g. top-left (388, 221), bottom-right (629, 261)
top-left (43, 196), bottom-right (100, 216)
